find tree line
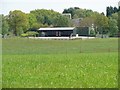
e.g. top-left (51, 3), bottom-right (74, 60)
top-left (63, 6), bottom-right (119, 36)
top-left (1, 6), bottom-right (120, 37)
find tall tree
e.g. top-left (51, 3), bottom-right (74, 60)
top-left (28, 13), bottom-right (37, 29)
top-left (118, 11), bottom-right (120, 33)
top-left (63, 7), bottom-right (94, 19)
top-left (79, 16), bottom-right (95, 27)
top-left (8, 10), bottom-right (29, 36)
top-left (1, 15), bottom-right (9, 38)
top-left (108, 18), bottom-right (118, 36)
top-left (53, 15), bottom-right (71, 27)
top-left (93, 13), bottom-right (109, 34)
top-left (106, 6), bottom-right (118, 17)
top-left (30, 9), bottom-right (60, 25)
top-left (0, 15), bottom-right (2, 35)
top-left (63, 7), bottom-right (75, 18)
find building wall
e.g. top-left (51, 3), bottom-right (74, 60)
top-left (76, 27), bottom-right (90, 36)
top-left (40, 30), bottom-right (74, 37)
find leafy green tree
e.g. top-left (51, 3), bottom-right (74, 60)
top-left (79, 16), bottom-right (95, 27)
top-left (28, 13), bottom-right (37, 29)
top-left (31, 23), bottom-right (41, 30)
top-left (53, 15), bottom-right (71, 27)
top-left (8, 10), bottom-right (29, 36)
top-left (1, 15), bottom-right (9, 38)
top-left (63, 8), bottom-right (75, 18)
top-left (30, 9), bottom-right (60, 25)
top-left (108, 18), bottom-right (118, 36)
top-left (26, 31), bottom-right (39, 37)
top-left (106, 6), bottom-right (114, 17)
top-left (73, 9), bottom-right (86, 18)
top-left (0, 15), bottom-right (2, 35)
top-left (63, 7), bottom-right (94, 19)
top-left (111, 13), bottom-right (118, 20)
top-left (106, 6), bottom-right (118, 17)
top-left (118, 11), bottom-right (120, 33)
top-left (95, 14), bottom-right (109, 34)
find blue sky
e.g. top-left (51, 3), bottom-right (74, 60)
top-left (0, 0), bottom-right (119, 15)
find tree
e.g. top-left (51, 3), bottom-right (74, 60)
top-left (113, 7), bottom-right (118, 13)
top-left (95, 14), bottom-right (109, 34)
top-left (111, 13), bottom-right (118, 20)
top-left (63, 7), bottom-right (94, 19)
top-left (1, 15), bottom-right (9, 38)
top-left (106, 6), bottom-right (118, 17)
top-left (63, 7), bottom-right (75, 18)
top-left (53, 15), bottom-right (71, 27)
top-left (106, 6), bottom-right (113, 17)
top-left (108, 18), bottom-right (118, 36)
top-left (73, 9), bottom-right (86, 18)
top-left (118, 11), bottom-right (120, 33)
top-left (0, 15), bottom-right (2, 35)
top-left (31, 23), bottom-right (41, 30)
top-left (28, 13), bottom-right (37, 29)
top-left (30, 9), bottom-right (60, 25)
top-left (79, 16), bottom-right (95, 27)
top-left (8, 10), bottom-right (29, 36)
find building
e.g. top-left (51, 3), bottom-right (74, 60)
top-left (76, 27), bottom-right (91, 36)
top-left (62, 13), bottom-right (72, 19)
top-left (38, 27), bottom-right (91, 37)
top-left (38, 27), bottom-right (76, 37)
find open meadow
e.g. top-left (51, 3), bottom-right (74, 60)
top-left (2, 38), bottom-right (118, 88)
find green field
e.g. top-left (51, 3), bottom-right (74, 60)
top-left (2, 38), bottom-right (118, 88)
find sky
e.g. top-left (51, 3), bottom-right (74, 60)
top-left (0, 0), bottom-right (120, 15)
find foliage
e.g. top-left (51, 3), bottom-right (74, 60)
top-left (21, 31), bottom-right (39, 37)
top-left (118, 11), bottom-right (120, 32)
top-left (63, 8), bottom-right (75, 18)
top-left (8, 10), bottom-right (29, 36)
top-left (80, 16), bottom-right (95, 27)
top-left (53, 15), bottom-right (71, 27)
top-left (1, 15), bottom-right (9, 37)
top-left (108, 18), bottom-right (118, 36)
top-left (63, 7), bottom-right (94, 19)
top-left (0, 15), bottom-right (2, 34)
top-left (31, 23), bottom-right (40, 30)
top-left (111, 13), bottom-right (118, 20)
top-left (95, 14), bottom-right (109, 34)
top-left (30, 9), bottom-right (59, 25)
top-left (26, 31), bottom-right (39, 37)
top-left (1, 7), bottom-right (119, 37)
top-left (106, 6), bottom-right (119, 17)
top-left (28, 13), bottom-right (37, 29)
top-left (21, 33), bottom-right (28, 37)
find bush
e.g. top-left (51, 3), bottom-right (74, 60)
top-left (21, 33), bottom-right (28, 37)
top-left (26, 31), bottom-right (39, 37)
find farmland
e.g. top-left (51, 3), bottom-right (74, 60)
top-left (2, 38), bottom-right (118, 88)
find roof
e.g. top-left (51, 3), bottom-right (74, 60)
top-left (38, 27), bottom-right (75, 31)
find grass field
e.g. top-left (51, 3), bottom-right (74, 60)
top-left (2, 38), bottom-right (118, 88)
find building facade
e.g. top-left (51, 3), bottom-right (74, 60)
top-left (38, 27), bottom-right (91, 37)
top-left (38, 27), bottom-right (76, 37)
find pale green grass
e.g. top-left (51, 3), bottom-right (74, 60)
top-left (2, 38), bottom-right (118, 88)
